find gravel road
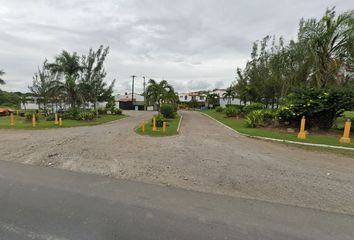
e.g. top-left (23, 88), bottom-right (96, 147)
top-left (0, 110), bottom-right (353, 215)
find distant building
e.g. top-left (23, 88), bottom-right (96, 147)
top-left (178, 92), bottom-right (207, 108)
top-left (116, 92), bottom-right (145, 110)
top-left (210, 88), bottom-right (249, 107)
top-left (21, 96), bottom-right (107, 111)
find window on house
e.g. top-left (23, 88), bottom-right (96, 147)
top-left (184, 96), bottom-right (187, 100)
top-left (199, 96), bottom-right (204, 101)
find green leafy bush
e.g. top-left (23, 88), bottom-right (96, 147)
top-left (243, 103), bottom-right (265, 114)
top-left (334, 111), bottom-right (354, 130)
top-left (63, 107), bottom-right (80, 120)
top-left (25, 112), bottom-right (39, 122)
top-left (77, 110), bottom-right (95, 121)
top-left (160, 104), bottom-right (176, 118)
top-left (111, 108), bottom-right (122, 115)
top-left (215, 106), bottom-right (224, 112)
top-left (46, 114), bottom-right (55, 121)
top-left (98, 108), bottom-right (107, 115)
top-left (105, 96), bottom-right (116, 112)
top-left (225, 106), bottom-right (240, 117)
top-left (278, 88), bottom-right (354, 130)
top-left (245, 109), bottom-right (277, 128)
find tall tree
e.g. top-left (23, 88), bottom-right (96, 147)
top-left (47, 50), bottom-right (83, 107)
top-left (146, 79), bottom-right (176, 110)
top-left (222, 87), bottom-right (236, 105)
top-left (298, 8), bottom-right (354, 87)
top-left (0, 70), bottom-right (5, 86)
top-left (80, 45), bottom-right (115, 118)
top-left (206, 93), bottom-right (220, 107)
top-left (29, 60), bottom-right (57, 112)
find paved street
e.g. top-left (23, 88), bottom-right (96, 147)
top-left (1, 160), bottom-right (354, 240)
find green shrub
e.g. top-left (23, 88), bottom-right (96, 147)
top-left (245, 109), bottom-right (277, 128)
top-left (98, 108), bottom-right (107, 115)
top-left (63, 107), bottom-right (80, 120)
top-left (278, 88), bottom-right (354, 130)
top-left (225, 107), bottom-right (240, 117)
top-left (105, 96), bottom-right (116, 112)
top-left (111, 108), bottom-right (122, 115)
top-left (46, 114), bottom-right (55, 121)
top-left (160, 104), bottom-right (176, 118)
top-left (25, 112), bottom-right (39, 122)
top-left (243, 103), bottom-right (265, 114)
top-left (77, 110), bottom-right (95, 121)
top-left (215, 106), bottom-right (224, 112)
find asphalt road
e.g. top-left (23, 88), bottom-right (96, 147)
top-left (0, 161), bottom-right (353, 240)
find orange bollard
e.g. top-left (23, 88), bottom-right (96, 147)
top-left (163, 121), bottom-right (166, 133)
top-left (141, 121), bottom-right (145, 134)
top-left (297, 116), bottom-right (306, 139)
top-left (152, 116), bottom-right (157, 131)
top-left (55, 113), bottom-right (59, 125)
top-left (10, 113), bottom-right (14, 127)
top-left (339, 120), bottom-right (351, 144)
top-left (32, 114), bottom-right (36, 128)
top-left (59, 117), bottom-right (63, 127)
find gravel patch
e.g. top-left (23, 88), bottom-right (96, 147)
top-left (0, 110), bottom-right (354, 215)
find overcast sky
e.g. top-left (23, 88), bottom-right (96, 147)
top-left (0, 0), bottom-right (352, 94)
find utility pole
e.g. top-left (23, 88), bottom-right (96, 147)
top-left (143, 76), bottom-right (146, 111)
top-left (131, 75), bottom-right (136, 110)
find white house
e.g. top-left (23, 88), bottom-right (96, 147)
top-left (210, 88), bottom-right (249, 107)
top-left (21, 96), bottom-right (107, 111)
top-left (178, 92), bottom-right (206, 103)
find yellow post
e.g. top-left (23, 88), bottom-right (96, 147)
top-left (32, 113), bottom-right (36, 128)
top-left (59, 117), bottom-right (63, 127)
top-left (297, 116), bottom-right (306, 139)
top-left (55, 113), bottom-right (59, 125)
top-left (339, 120), bottom-right (351, 144)
top-left (152, 116), bottom-right (157, 131)
top-left (141, 121), bottom-right (145, 134)
top-left (16, 110), bottom-right (19, 116)
top-left (163, 121), bottom-right (166, 133)
top-left (10, 113), bottom-right (14, 127)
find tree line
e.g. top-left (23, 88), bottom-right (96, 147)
top-left (231, 8), bottom-right (354, 108)
top-left (29, 45), bottom-right (115, 115)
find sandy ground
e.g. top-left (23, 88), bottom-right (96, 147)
top-left (0, 110), bottom-right (354, 215)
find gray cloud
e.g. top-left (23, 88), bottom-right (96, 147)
top-left (0, 0), bottom-right (352, 93)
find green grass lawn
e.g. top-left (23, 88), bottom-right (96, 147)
top-left (0, 114), bottom-right (126, 129)
top-left (203, 109), bottom-right (354, 149)
top-left (136, 115), bottom-right (181, 137)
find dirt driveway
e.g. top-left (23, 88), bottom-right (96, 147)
top-left (0, 110), bottom-right (354, 215)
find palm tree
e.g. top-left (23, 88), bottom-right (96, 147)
top-left (299, 8), bottom-right (354, 87)
top-left (145, 79), bottom-right (176, 111)
top-left (0, 70), bottom-right (5, 85)
top-left (222, 87), bottom-right (236, 106)
top-left (47, 50), bottom-right (83, 107)
top-left (206, 93), bottom-right (219, 108)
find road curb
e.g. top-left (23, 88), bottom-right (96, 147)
top-left (200, 112), bottom-right (354, 152)
top-left (177, 114), bottom-right (183, 133)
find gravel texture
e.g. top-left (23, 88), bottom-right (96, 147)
top-left (0, 110), bottom-right (353, 215)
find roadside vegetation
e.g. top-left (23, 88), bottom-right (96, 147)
top-left (203, 108), bottom-right (354, 148)
top-left (1, 45), bottom-right (124, 128)
top-left (0, 114), bottom-right (125, 129)
top-left (203, 8), bottom-right (354, 147)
